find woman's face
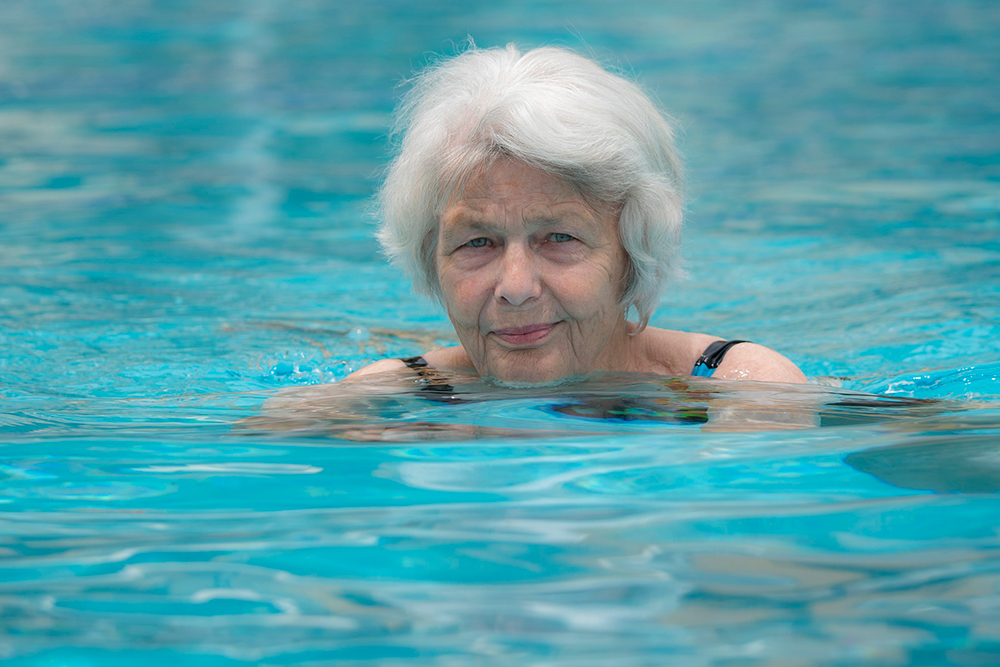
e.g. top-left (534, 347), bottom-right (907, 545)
top-left (436, 159), bottom-right (629, 384)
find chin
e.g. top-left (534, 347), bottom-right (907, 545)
top-left (481, 355), bottom-right (583, 388)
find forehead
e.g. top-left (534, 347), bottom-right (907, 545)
top-left (446, 159), bottom-right (590, 213)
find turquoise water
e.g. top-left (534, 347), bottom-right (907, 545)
top-left (3, 0), bottom-right (1000, 664)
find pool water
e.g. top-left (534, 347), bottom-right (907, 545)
top-left (3, 0), bottom-right (1000, 664)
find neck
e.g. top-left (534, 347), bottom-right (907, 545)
top-left (589, 315), bottom-right (641, 374)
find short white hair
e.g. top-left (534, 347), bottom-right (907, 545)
top-left (376, 43), bottom-right (684, 328)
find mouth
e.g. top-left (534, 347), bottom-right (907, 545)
top-left (491, 322), bottom-right (558, 346)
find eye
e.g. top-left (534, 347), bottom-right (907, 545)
top-left (466, 237), bottom-right (491, 248)
top-left (548, 232), bottom-right (575, 243)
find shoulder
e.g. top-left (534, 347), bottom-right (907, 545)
top-left (637, 327), bottom-right (806, 384)
top-left (632, 327), bottom-right (724, 375)
top-left (341, 358), bottom-right (408, 381)
top-left (423, 345), bottom-right (473, 369)
top-left (712, 342), bottom-right (807, 384)
top-left (341, 346), bottom-right (472, 382)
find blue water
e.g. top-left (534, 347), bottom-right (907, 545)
top-left (3, 0), bottom-right (1000, 664)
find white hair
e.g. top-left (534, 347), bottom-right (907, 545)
top-left (376, 43), bottom-right (684, 328)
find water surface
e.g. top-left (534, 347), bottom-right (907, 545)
top-left (2, 0), bottom-right (1000, 664)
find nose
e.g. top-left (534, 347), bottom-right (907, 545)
top-left (495, 243), bottom-right (541, 306)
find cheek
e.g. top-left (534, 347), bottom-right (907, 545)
top-left (438, 264), bottom-right (488, 320)
top-left (559, 258), bottom-right (625, 313)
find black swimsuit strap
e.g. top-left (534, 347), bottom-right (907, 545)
top-left (399, 355), bottom-right (461, 402)
top-left (401, 355), bottom-right (429, 370)
top-left (695, 340), bottom-right (751, 370)
top-left (404, 342), bottom-right (749, 393)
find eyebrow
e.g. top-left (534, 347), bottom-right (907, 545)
top-left (437, 215), bottom-right (495, 250)
top-left (440, 214), bottom-right (493, 234)
top-left (438, 197), bottom-right (609, 252)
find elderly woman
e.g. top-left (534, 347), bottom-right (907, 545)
top-left (350, 44), bottom-right (805, 386)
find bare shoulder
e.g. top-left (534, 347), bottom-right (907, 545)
top-left (713, 342), bottom-right (807, 384)
top-left (341, 358), bottom-right (408, 382)
top-left (342, 346), bottom-right (471, 382)
top-left (634, 327), bottom-right (724, 375)
top-left (639, 328), bottom-right (806, 384)
top-left (423, 345), bottom-right (473, 369)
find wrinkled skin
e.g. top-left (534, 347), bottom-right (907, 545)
top-left (436, 159), bottom-right (635, 384)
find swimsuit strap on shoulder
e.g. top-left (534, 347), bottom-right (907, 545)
top-left (399, 355), bottom-right (462, 403)
top-left (401, 355), bottom-right (429, 370)
top-left (691, 340), bottom-right (751, 377)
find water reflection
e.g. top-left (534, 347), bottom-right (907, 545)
top-left (847, 429), bottom-right (1000, 494)
top-left (242, 369), bottom-right (960, 441)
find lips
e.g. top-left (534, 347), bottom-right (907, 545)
top-left (492, 322), bottom-right (558, 346)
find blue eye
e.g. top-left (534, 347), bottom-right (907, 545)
top-left (467, 237), bottom-right (490, 248)
top-left (549, 233), bottom-right (574, 243)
